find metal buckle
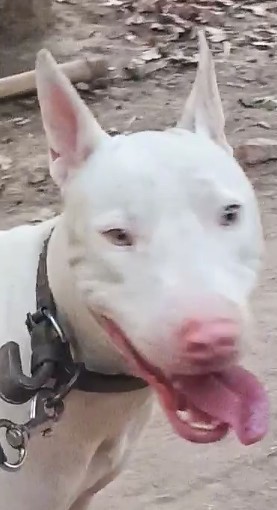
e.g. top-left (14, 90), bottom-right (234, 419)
top-left (0, 363), bottom-right (82, 471)
top-left (41, 308), bottom-right (65, 342)
top-left (27, 388), bottom-right (64, 432)
top-left (25, 307), bottom-right (64, 341)
top-left (0, 306), bottom-right (82, 471)
top-left (0, 419), bottom-right (28, 471)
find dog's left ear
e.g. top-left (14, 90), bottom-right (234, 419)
top-left (177, 31), bottom-right (232, 154)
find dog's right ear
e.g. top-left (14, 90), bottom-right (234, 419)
top-left (36, 50), bottom-right (109, 190)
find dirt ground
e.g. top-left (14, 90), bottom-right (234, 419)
top-left (1, 1), bottom-right (277, 509)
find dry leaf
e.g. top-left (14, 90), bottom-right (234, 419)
top-left (141, 48), bottom-right (162, 62)
top-left (125, 33), bottom-right (137, 42)
top-left (239, 96), bottom-right (277, 111)
top-left (227, 82), bottom-right (245, 89)
top-left (251, 41), bottom-right (275, 49)
top-left (151, 22), bottom-right (165, 31)
top-left (55, 0), bottom-right (77, 4)
top-left (0, 155), bottom-right (12, 171)
top-left (137, 0), bottom-right (157, 14)
top-left (125, 58), bottom-right (146, 80)
top-left (235, 138), bottom-right (277, 165)
top-left (242, 4), bottom-right (268, 17)
top-left (126, 14), bottom-right (145, 26)
top-left (223, 40), bottom-right (231, 57)
top-left (206, 26), bottom-right (227, 43)
top-left (76, 82), bottom-right (90, 92)
top-left (14, 117), bottom-right (31, 126)
top-left (169, 50), bottom-right (198, 66)
top-left (103, 0), bottom-right (125, 5)
top-left (256, 121), bottom-right (271, 130)
top-left (27, 167), bottom-right (48, 185)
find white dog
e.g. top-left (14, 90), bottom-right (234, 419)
top-left (0, 32), bottom-right (268, 510)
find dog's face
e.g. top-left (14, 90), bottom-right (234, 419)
top-left (36, 33), bottom-right (268, 447)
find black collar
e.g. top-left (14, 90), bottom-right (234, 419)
top-left (36, 230), bottom-right (148, 394)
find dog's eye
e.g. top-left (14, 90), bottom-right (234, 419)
top-left (102, 228), bottom-right (133, 247)
top-left (220, 204), bottom-right (241, 227)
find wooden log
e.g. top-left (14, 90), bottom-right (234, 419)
top-left (0, 57), bottom-right (108, 100)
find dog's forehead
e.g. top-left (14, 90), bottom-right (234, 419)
top-left (75, 130), bottom-right (250, 219)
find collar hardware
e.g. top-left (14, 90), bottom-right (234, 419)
top-left (0, 230), bottom-right (148, 471)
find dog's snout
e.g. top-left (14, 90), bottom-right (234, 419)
top-left (177, 319), bottom-right (239, 365)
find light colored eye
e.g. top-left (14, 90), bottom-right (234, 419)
top-left (220, 204), bottom-right (241, 227)
top-left (102, 228), bottom-right (133, 247)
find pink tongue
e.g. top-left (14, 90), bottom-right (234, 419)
top-left (176, 366), bottom-right (269, 445)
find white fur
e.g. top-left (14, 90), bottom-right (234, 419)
top-left (0, 32), bottom-right (263, 509)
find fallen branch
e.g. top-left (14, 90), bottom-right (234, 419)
top-left (0, 57), bottom-right (108, 100)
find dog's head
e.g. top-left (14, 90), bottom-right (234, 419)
top-left (36, 33), bottom-right (268, 446)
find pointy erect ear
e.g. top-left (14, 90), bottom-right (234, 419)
top-left (177, 31), bottom-right (232, 154)
top-left (36, 50), bottom-right (109, 189)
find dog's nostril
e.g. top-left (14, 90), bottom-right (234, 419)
top-left (181, 319), bottom-right (239, 362)
top-left (186, 340), bottom-right (211, 354)
top-left (186, 335), bottom-right (236, 362)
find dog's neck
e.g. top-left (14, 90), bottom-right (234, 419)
top-left (46, 218), bottom-right (128, 375)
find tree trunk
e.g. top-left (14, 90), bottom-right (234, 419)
top-left (0, 0), bottom-right (52, 41)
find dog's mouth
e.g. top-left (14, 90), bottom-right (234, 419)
top-left (100, 317), bottom-right (269, 445)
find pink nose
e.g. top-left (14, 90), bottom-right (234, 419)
top-left (180, 319), bottom-right (239, 365)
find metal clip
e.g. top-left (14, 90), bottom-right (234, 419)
top-left (0, 307), bottom-right (65, 405)
top-left (0, 388), bottom-right (65, 471)
top-left (26, 388), bottom-right (65, 434)
top-left (0, 419), bottom-right (28, 471)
